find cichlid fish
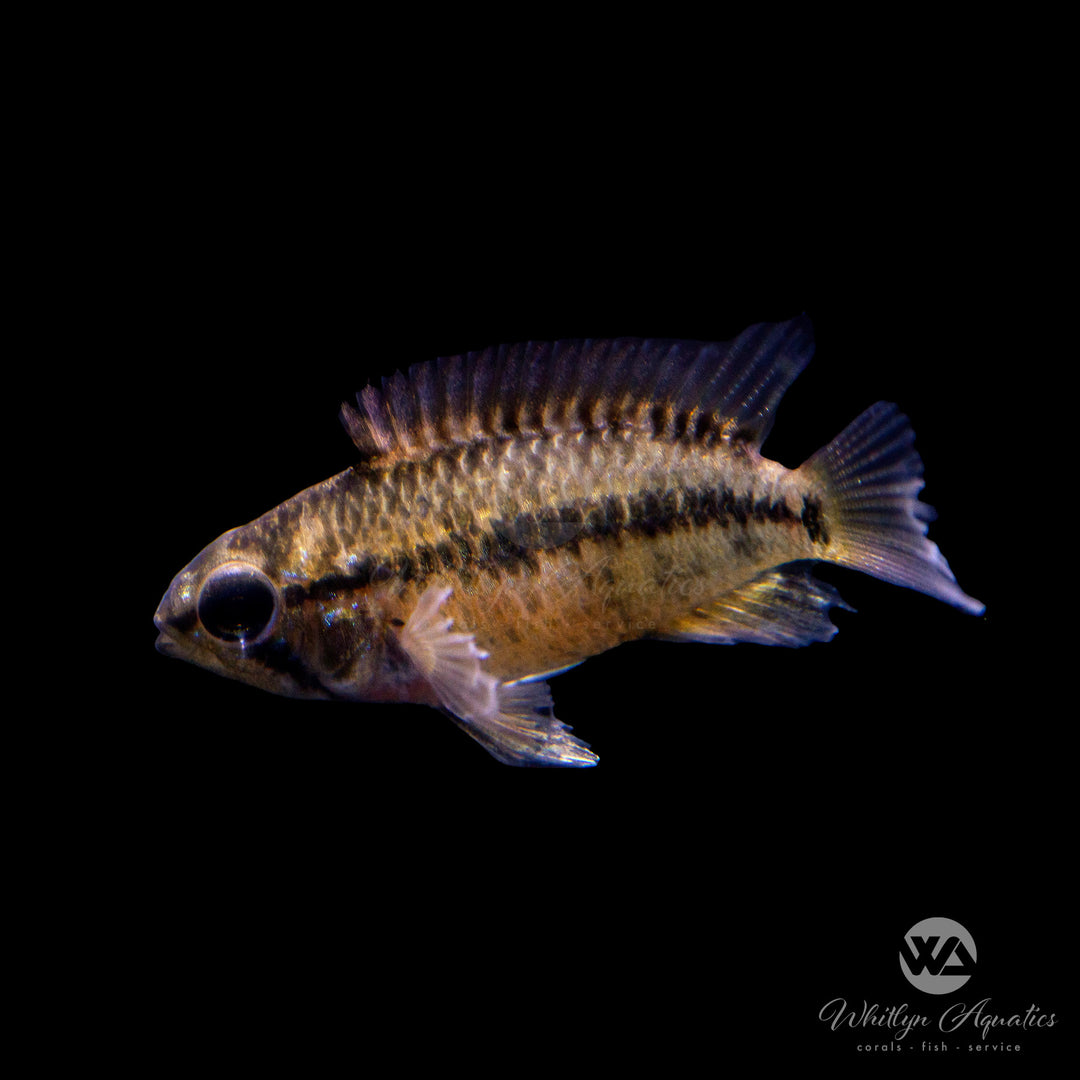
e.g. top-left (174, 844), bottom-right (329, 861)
top-left (154, 317), bottom-right (983, 766)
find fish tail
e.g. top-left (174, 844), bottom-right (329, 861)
top-left (801, 402), bottom-right (984, 615)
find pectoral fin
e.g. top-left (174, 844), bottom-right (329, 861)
top-left (398, 584), bottom-right (597, 767)
top-left (658, 566), bottom-right (852, 647)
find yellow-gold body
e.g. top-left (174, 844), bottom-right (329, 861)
top-left (155, 319), bottom-right (982, 765)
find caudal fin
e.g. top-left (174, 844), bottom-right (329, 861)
top-left (801, 402), bottom-right (984, 615)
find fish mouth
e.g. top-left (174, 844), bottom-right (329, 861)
top-left (154, 607), bottom-right (178, 656)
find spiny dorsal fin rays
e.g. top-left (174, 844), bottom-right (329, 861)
top-left (408, 359), bottom-right (443, 450)
top-left (349, 384), bottom-right (393, 457)
top-left (339, 316), bottom-right (815, 466)
top-left (385, 371), bottom-right (419, 455)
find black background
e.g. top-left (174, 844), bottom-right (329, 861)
top-left (85, 45), bottom-right (1067, 1068)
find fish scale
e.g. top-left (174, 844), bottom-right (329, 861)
top-left (155, 317), bottom-right (983, 766)
top-left (262, 428), bottom-right (813, 675)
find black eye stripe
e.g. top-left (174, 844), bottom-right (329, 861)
top-left (197, 564), bottom-right (278, 643)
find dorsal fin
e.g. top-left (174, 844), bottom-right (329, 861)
top-left (340, 316), bottom-right (815, 465)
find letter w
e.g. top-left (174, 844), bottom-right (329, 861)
top-left (900, 935), bottom-right (974, 976)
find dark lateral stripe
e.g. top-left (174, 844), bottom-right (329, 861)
top-left (289, 484), bottom-right (826, 603)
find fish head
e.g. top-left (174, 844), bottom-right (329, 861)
top-left (154, 520), bottom-right (384, 701)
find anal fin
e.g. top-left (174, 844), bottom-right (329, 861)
top-left (398, 584), bottom-right (597, 767)
top-left (658, 565), bottom-right (852, 647)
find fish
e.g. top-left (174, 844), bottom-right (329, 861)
top-left (154, 316), bottom-right (983, 766)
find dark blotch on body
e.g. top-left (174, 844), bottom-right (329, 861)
top-left (249, 638), bottom-right (331, 695)
top-left (801, 496), bottom-right (829, 544)
top-left (449, 531), bottom-right (473, 565)
top-left (415, 544), bottom-right (437, 577)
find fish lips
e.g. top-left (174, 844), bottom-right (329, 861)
top-left (153, 607), bottom-right (180, 656)
top-left (154, 575), bottom-right (199, 657)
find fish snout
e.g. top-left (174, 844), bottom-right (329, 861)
top-left (154, 600), bottom-right (177, 655)
top-left (154, 573), bottom-right (197, 656)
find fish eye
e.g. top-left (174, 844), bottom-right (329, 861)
top-left (197, 563), bottom-right (278, 644)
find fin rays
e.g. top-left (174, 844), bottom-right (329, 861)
top-left (803, 402), bottom-right (984, 615)
top-left (340, 317), bottom-right (815, 465)
top-left (658, 566), bottom-right (852, 648)
top-left (397, 585), bottom-right (597, 767)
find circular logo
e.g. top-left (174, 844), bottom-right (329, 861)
top-left (899, 916), bottom-right (977, 994)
